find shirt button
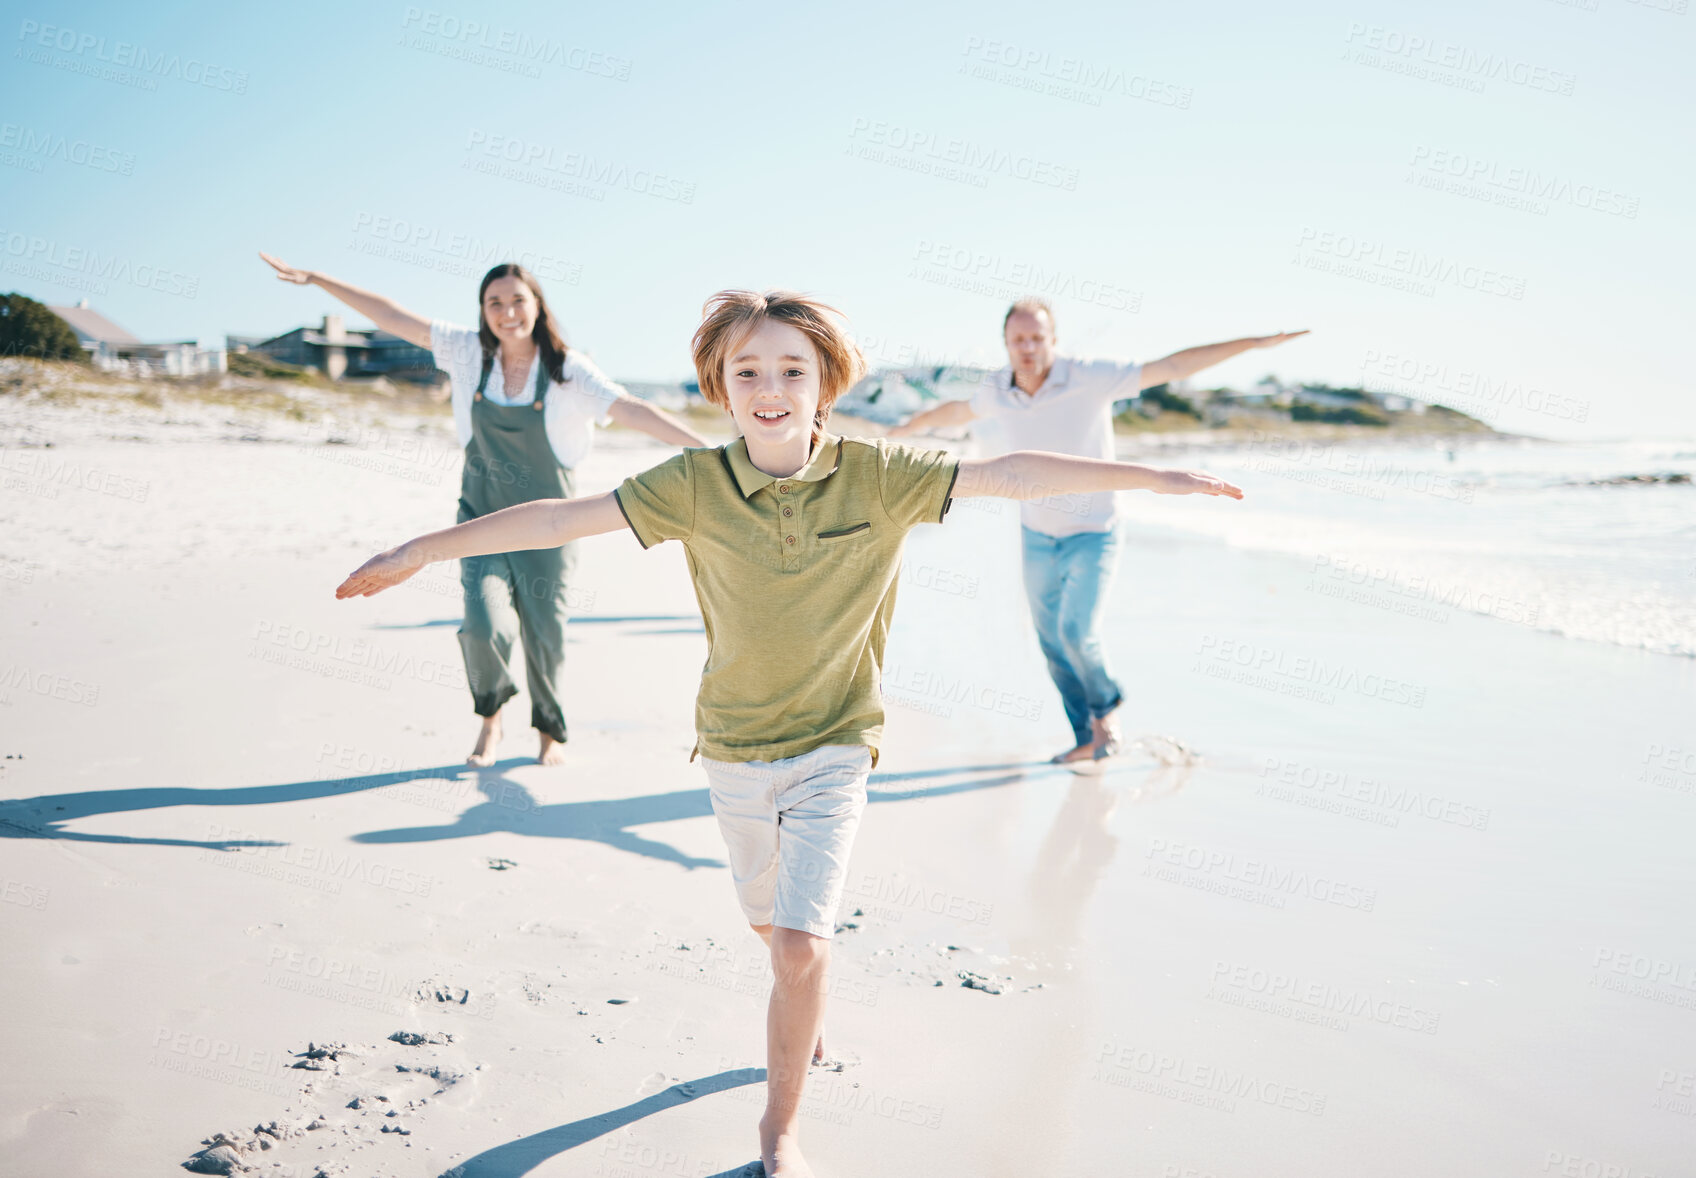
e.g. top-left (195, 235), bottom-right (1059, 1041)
top-left (778, 484), bottom-right (790, 494)
top-left (782, 506), bottom-right (792, 518)
top-left (785, 535), bottom-right (795, 545)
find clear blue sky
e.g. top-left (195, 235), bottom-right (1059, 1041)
top-left (3, 0), bottom-right (1690, 440)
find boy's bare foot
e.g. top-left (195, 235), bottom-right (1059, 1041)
top-left (537, 733), bottom-right (567, 766)
top-left (1050, 742), bottom-right (1095, 764)
top-left (468, 714), bottom-right (501, 766)
top-left (759, 1116), bottom-right (812, 1177)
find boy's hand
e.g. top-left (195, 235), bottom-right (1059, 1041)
top-left (1160, 469), bottom-right (1244, 499)
top-left (336, 543), bottom-right (425, 599)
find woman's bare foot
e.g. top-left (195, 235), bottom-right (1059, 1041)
top-left (812, 1034), bottom-right (825, 1065)
top-left (1050, 741), bottom-right (1095, 764)
top-left (537, 733), bottom-right (567, 766)
top-left (759, 1116), bottom-right (813, 1177)
top-left (468, 714), bottom-right (502, 766)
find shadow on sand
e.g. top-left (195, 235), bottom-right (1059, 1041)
top-left (367, 614), bottom-right (704, 631)
top-left (436, 1067), bottom-right (764, 1178)
top-left (0, 759), bottom-right (1065, 867)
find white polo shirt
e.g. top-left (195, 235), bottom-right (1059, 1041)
top-left (430, 320), bottom-right (624, 470)
top-left (968, 355), bottom-right (1143, 538)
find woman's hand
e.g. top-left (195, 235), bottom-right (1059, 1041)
top-left (259, 251), bottom-right (315, 285)
top-left (1160, 469), bottom-right (1244, 499)
top-left (336, 543), bottom-right (426, 599)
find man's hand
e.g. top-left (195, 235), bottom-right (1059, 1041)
top-left (1253, 330), bottom-right (1310, 349)
top-left (1159, 469), bottom-right (1244, 499)
top-left (336, 543), bottom-right (425, 599)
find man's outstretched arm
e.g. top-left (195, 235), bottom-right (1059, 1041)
top-left (1139, 331), bottom-right (1309, 390)
top-left (953, 451), bottom-right (1243, 501)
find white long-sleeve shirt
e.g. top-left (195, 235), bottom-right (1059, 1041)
top-left (430, 319), bottom-right (624, 469)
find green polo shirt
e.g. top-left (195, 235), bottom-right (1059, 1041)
top-left (612, 432), bottom-right (960, 766)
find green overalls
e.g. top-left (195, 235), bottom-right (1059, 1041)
top-left (456, 353), bottom-right (577, 744)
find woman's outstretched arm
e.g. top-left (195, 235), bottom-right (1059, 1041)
top-left (606, 396), bottom-right (713, 447)
top-left (335, 492), bottom-right (629, 599)
top-left (259, 252), bottom-right (433, 349)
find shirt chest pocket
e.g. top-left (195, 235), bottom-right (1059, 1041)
top-left (816, 521), bottom-right (872, 541)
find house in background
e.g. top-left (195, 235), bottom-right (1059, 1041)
top-left (48, 299), bottom-right (225, 376)
top-left (229, 314), bottom-right (436, 383)
top-left (1225, 375), bottom-right (1424, 416)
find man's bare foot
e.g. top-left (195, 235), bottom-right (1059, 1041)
top-left (468, 714), bottom-right (501, 766)
top-left (1050, 741), bottom-right (1095, 764)
top-left (759, 1117), bottom-right (813, 1177)
top-left (537, 733), bottom-right (567, 766)
top-left (1091, 710), bottom-right (1123, 760)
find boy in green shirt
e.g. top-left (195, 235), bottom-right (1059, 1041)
top-left (336, 289), bottom-right (1242, 1176)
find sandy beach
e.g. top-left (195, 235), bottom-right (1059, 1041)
top-left (2, 384), bottom-right (1693, 1177)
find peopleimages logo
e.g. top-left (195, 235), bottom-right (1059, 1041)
top-left (959, 36), bottom-right (1194, 109)
top-left (0, 231), bottom-right (198, 298)
top-left (398, 7), bottom-right (631, 80)
top-left (846, 117), bottom-right (1080, 191)
top-left (1309, 553), bottom-right (1540, 629)
top-left (248, 620), bottom-right (468, 692)
top-left (1260, 754), bottom-right (1492, 832)
top-left (0, 662), bottom-right (100, 706)
top-left (1091, 1040), bottom-right (1327, 1115)
top-left (1406, 146), bottom-right (1639, 219)
top-left (1295, 227), bottom-right (1527, 300)
top-left (15, 20), bottom-right (249, 93)
top-left (1208, 960), bottom-right (1442, 1034)
top-left (463, 131), bottom-right (696, 204)
top-left (1194, 633), bottom-right (1428, 709)
top-left (1358, 349), bottom-right (1590, 425)
top-left (881, 661), bottom-right (1043, 722)
top-left (1144, 837), bottom-right (1378, 912)
top-left (0, 123), bottom-right (136, 174)
top-left (1340, 23), bottom-right (1576, 96)
top-left (0, 446), bottom-right (152, 501)
top-left (349, 211), bottom-right (580, 286)
top-left (911, 239), bottom-right (1140, 312)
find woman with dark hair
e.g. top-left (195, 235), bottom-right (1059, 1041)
top-left (259, 253), bottom-right (710, 765)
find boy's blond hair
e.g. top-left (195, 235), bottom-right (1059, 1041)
top-left (692, 289), bottom-right (866, 434)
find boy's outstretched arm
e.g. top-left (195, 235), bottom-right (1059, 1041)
top-left (334, 493), bottom-right (628, 599)
top-left (953, 451), bottom-right (1244, 501)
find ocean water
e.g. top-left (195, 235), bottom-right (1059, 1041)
top-left (1116, 434), bottom-right (1696, 659)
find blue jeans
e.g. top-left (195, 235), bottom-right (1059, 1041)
top-left (1021, 526), bottom-right (1124, 747)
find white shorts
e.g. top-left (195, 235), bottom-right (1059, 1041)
top-left (698, 743), bottom-right (872, 939)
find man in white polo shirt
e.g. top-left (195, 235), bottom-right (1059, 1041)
top-left (890, 298), bottom-right (1306, 763)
